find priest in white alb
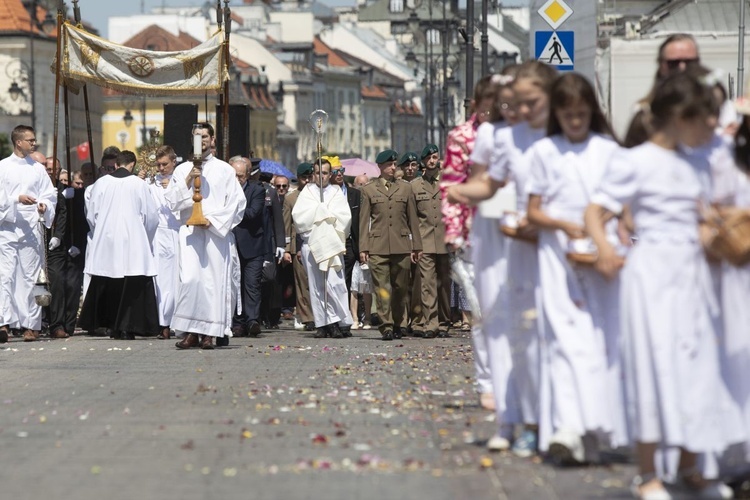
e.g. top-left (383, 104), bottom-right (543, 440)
top-left (165, 123), bottom-right (246, 350)
top-left (0, 125), bottom-right (57, 342)
top-left (78, 151), bottom-right (159, 340)
top-left (292, 158), bottom-right (353, 339)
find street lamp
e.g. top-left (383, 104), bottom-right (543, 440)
top-left (123, 109), bottom-right (134, 128)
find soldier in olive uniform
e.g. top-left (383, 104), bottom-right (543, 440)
top-left (411, 144), bottom-right (452, 337)
top-left (399, 152), bottom-right (423, 334)
top-left (282, 163), bottom-right (315, 330)
top-left (359, 149), bottom-right (423, 341)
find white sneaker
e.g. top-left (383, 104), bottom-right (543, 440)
top-left (630, 476), bottom-right (672, 500)
top-left (696, 482), bottom-right (734, 499)
top-left (487, 434), bottom-right (510, 452)
top-left (361, 324), bottom-right (372, 330)
top-left (548, 429), bottom-right (585, 465)
top-left (294, 318), bottom-right (305, 330)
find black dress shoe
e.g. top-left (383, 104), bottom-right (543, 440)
top-left (393, 328), bottom-right (405, 340)
top-left (176, 333), bottom-right (200, 349)
top-left (110, 330), bottom-right (123, 340)
top-left (423, 330), bottom-right (437, 339)
top-left (231, 325), bottom-right (247, 338)
top-left (341, 326), bottom-right (352, 338)
top-left (248, 321), bottom-right (261, 337)
top-left (216, 336), bottom-right (229, 347)
top-left (0, 325), bottom-right (8, 343)
top-left (381, 329), bottom-right (394, 341)
top-left (314, 326), bottom-right (329, 338)
top-left (412, 330), bottom-right (424, 338)
top-left (304, 322), bottom-right (316, 331)
top-left (437, 330), bottom-right (450, 338)
top-left (330, 324), bottom-right (344, 339)
top-left (124, 332), bottom-right (136, 340)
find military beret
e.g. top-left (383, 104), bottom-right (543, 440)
top-left (296, 162), bottom-right (314, 176)
top-left (398, 152), bottom-right (419, 166)
top-left (375, 149), bottom-right (398, 164)
top-left (421, 144), bottom-right (439, 158)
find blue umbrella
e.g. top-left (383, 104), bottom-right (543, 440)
top-left (259, 159), bottom-right (295, 179)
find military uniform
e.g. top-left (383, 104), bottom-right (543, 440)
top-left (359, 150), bottom-right (422, 340)
top-left (410, 172), bottom-right (451, 336)
top-left (282, 164), bottom-right (314, 327)
top-left (399, 152), bottom-right (422, 332)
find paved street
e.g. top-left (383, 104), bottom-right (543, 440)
top-left (1, 325), bottom-right (635, 500)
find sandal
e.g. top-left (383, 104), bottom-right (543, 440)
top-left (156, 327), bottom-right (171, 340)
top-left (460, 322), bottom-right (471, 331)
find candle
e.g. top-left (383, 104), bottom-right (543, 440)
top-left (193, 133), bottom-right (202, 157)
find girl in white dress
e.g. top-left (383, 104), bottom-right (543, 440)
top-left (447, 61), bottom-right (557, 456)
top-left (585, 71), bottom-right (737, 500)
top-left (526, 73), bottom-right (627, 465)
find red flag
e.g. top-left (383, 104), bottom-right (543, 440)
top-left (76, 141), bottom-right (90, 161)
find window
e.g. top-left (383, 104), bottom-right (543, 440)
top-left (389, 0), bottom-right (404, 13)
top-left (427, 29), bottom-right (440, 45)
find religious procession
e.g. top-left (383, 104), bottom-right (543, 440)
top-left (4, 0), bottom-right (750, 498)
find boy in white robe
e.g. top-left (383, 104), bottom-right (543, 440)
top-left (292, 159), bottom-right (353, 338)
top-left (149, 146), bottom-right (181, 339)
top-left (165, 123), bottom-right (246, 350)
top-left (0, 125), bottom-right (57, 342)
top-left (79, 151), bottom-right (159, 339)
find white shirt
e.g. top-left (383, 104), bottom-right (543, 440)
top-left (0, 153), bottom-right (56, 236)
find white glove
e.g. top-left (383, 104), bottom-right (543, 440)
top-left (49, 237), bottom-right (61, 250)
top-left (68, 246), bottom-right (81, 258)
top-left (275, 247), bottom-right (284, 261)
top-left (63, 187), bottom-right (75, 199)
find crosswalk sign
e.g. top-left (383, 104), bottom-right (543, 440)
top-left (535, 31), bottom-right (574, 71)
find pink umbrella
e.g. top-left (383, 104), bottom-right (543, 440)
top-left (341, 158), bottom-right (380, 178)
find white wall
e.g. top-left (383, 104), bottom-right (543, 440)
top-left (268, 12), bottom-right (314, 44)
top-left (608, 36), bottom-right (744, 138)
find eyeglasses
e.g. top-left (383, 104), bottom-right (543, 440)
top-left (663, 58), bottom-right (699, 70)
top-left (331, 169), bottom-right (343, 175)
top-left (274, 183), bottom-right (288, 188)
top-left (22, 138), bottom-right (36, 144)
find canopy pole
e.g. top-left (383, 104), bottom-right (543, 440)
top-left (222, 1), bottom-right (231, 161)
top-left (51, 1), bottom-right (64, 179)
top-left (72, 0), bottom-right (94, 166)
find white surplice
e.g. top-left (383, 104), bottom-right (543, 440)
top-left (165, 155), bottom-right (246, 338)
top-left (0, 153), bottom-right (57, 330)
top-left (84, 172), bottom-right (158, 278)
top-left (148, 174), bottom-right (180, 326)
top-left (527, 134), bottom-right (627, 448)
top-left (292, 184), bottom-right (352, 327)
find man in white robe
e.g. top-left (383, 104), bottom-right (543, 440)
top-left (165, 123), bottom-right (246, 350)
top-left (148, 145), bottom-right (181, 339)
top-left (79, 151), bottom-right (159, 339)
top-left (0, 125), bottom-right (57, 342)
top-left (292, 159), bottom-right (353, 338)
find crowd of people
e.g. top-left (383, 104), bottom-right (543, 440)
top-left (2, 31), bottom-right (750, 497)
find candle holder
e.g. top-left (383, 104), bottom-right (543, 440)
top-left (186, 124), bottom-right (209, 227)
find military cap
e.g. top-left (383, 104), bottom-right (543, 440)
top-left (375, 149), bottom-right (398, 164)
top-left (398, 152), bottom-right (419, 166)
top-left (421, 144), bottom-right (439, 159)
top-left (296, 162), bottom-right (314, 176)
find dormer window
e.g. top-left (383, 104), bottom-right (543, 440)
top-left (390, 0), bottom-right (404, 13)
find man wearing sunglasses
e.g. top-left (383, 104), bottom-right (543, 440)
top-left (656, 34), bottom-right (699, 81)
top-left (329, 161), bottom-right (360, 311)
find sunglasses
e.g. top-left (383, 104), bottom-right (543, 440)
top-left (331, 169), bottom-right (343, 175)
top-left (275, 183), bottom-right (288, 188)
top-left (663, 58), bottom-right (699, 70)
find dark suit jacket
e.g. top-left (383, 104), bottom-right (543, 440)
top-left (345, 186), bottom-right (361, 257)
top-left (233, 180), bottom-right (268, 260)
top-left (261, 183), bottom-right (285, 259)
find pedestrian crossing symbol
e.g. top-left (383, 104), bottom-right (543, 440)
top-left (535, 31), bottom-right (574, 71)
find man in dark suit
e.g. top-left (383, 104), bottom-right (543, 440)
top-left (230, 157), bottom-right (267, 338)
top-left (253, 161), bottom-right (285, 329)
top-left (330, 163), bottom-right (360, 294)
